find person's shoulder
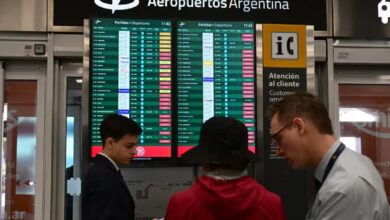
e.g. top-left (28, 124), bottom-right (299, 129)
top-left (257, 184), bottom-right (282, 203)
top-left (85, 158), bottom-right (116, 179)
top-left (166, 187), bottom-right (197, 211)
top-left (320, 169), bottom-right (375, 202)
top-left (171, 186), bottom-right (194, 200)
top-left (317, 175), bottom-right (386, 213)
top-left (165, 188), bottom-right (195, 220)
top-left (249, 181), bottom-right (285, 216)
top-left (322, 163), bottom-right (357, 194)
top-left (334, 148), bottom-right (382, 188)
top-left (339, 148), bottom-right (374, 170)
top-left (242, 177), bottom-right (283, 204)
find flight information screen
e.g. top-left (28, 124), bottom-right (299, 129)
top-left (177, 21), bottom-right (256, 156)
top-left (90, 18), bottom-right (172, 159)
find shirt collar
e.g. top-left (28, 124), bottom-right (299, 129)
top-left (315, 139), bottom-right (341, 182)
top-left (98, 152), bottom-right (119, 171)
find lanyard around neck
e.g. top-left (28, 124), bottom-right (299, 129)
top-left (321, 143), bottom-right (346, 185)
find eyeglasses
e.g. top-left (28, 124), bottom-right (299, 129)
top-left (271, 122), bottom-right (293, 146)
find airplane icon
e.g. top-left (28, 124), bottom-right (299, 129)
top-left (94, 0), bottom-right (140, 14)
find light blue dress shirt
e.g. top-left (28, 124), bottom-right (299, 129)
top-left (307, 140), bottom-right (390, 220)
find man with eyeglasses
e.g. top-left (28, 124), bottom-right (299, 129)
top-left (268, 91), bottom-right (389, 220)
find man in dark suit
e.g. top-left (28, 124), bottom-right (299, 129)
top-left (82, 113), bottom-right (142, 220)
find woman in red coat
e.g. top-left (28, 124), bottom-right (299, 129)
top-left (165, 116), bottom-right (286, 220)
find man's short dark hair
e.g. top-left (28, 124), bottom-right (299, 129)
top-left (100, 114), bottom-right (142, 146)
top-left (268, 92), bottom-right (334, 135)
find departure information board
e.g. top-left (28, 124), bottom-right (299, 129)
top-left (176, 21), bottom-right (256, 156)
top-left (90, 18), bottom-right (172, 159)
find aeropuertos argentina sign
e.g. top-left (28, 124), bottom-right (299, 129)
top-left (53, 0), bottom-right (327, 31)
top-left (94, 0), bottom-right (290, 13)
top-left (145, 0), bottom-right (290, 12)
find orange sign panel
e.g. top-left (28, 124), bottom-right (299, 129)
top-left (263, 24), bottom-right (307, 68)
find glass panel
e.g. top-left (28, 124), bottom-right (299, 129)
top-left (65, 77), bottom-right (82, 220)
top-left (1, 81), bottom-right (37, 220)
top-left (339, 84), bottom-right (390, 203)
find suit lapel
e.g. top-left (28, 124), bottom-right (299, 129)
top-left (117, 169), bottom-right (135, 206)
top-left (95, 155), bottom-right (135, 207)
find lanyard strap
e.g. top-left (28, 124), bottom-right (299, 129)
top-left (321, 143), bottom-right (346, 184)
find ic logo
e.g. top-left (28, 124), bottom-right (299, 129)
top-left (378, 0), bottom-right (390, 24)
top-left (94, 0), bottom-right (140, 14)
top-left (271, 32), bottom-right (298, 60)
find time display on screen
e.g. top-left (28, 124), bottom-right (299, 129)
top-left (176, 21), bottom-right (256, 156)
top-left (90, 18), bottom-right (172, 158)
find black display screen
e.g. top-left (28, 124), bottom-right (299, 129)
top-left (89, 18), bottom-right (256, 161)
top-left (90, 18), bottom-right (173, 159)
top-left (176, 21), bottom-right (256, 156)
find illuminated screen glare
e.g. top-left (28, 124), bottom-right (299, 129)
top-left (176, 21), bottom-right (256, 156)
top-left (90, 18), bottom-right (172, 158)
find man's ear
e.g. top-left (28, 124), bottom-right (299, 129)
top-left (293, 117), bottom-right (305, 135)
top-left (105, 137), bottom-right (114, 150)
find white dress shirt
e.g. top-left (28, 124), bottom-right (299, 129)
top-left (307, 140), bottom-right (390, 220)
